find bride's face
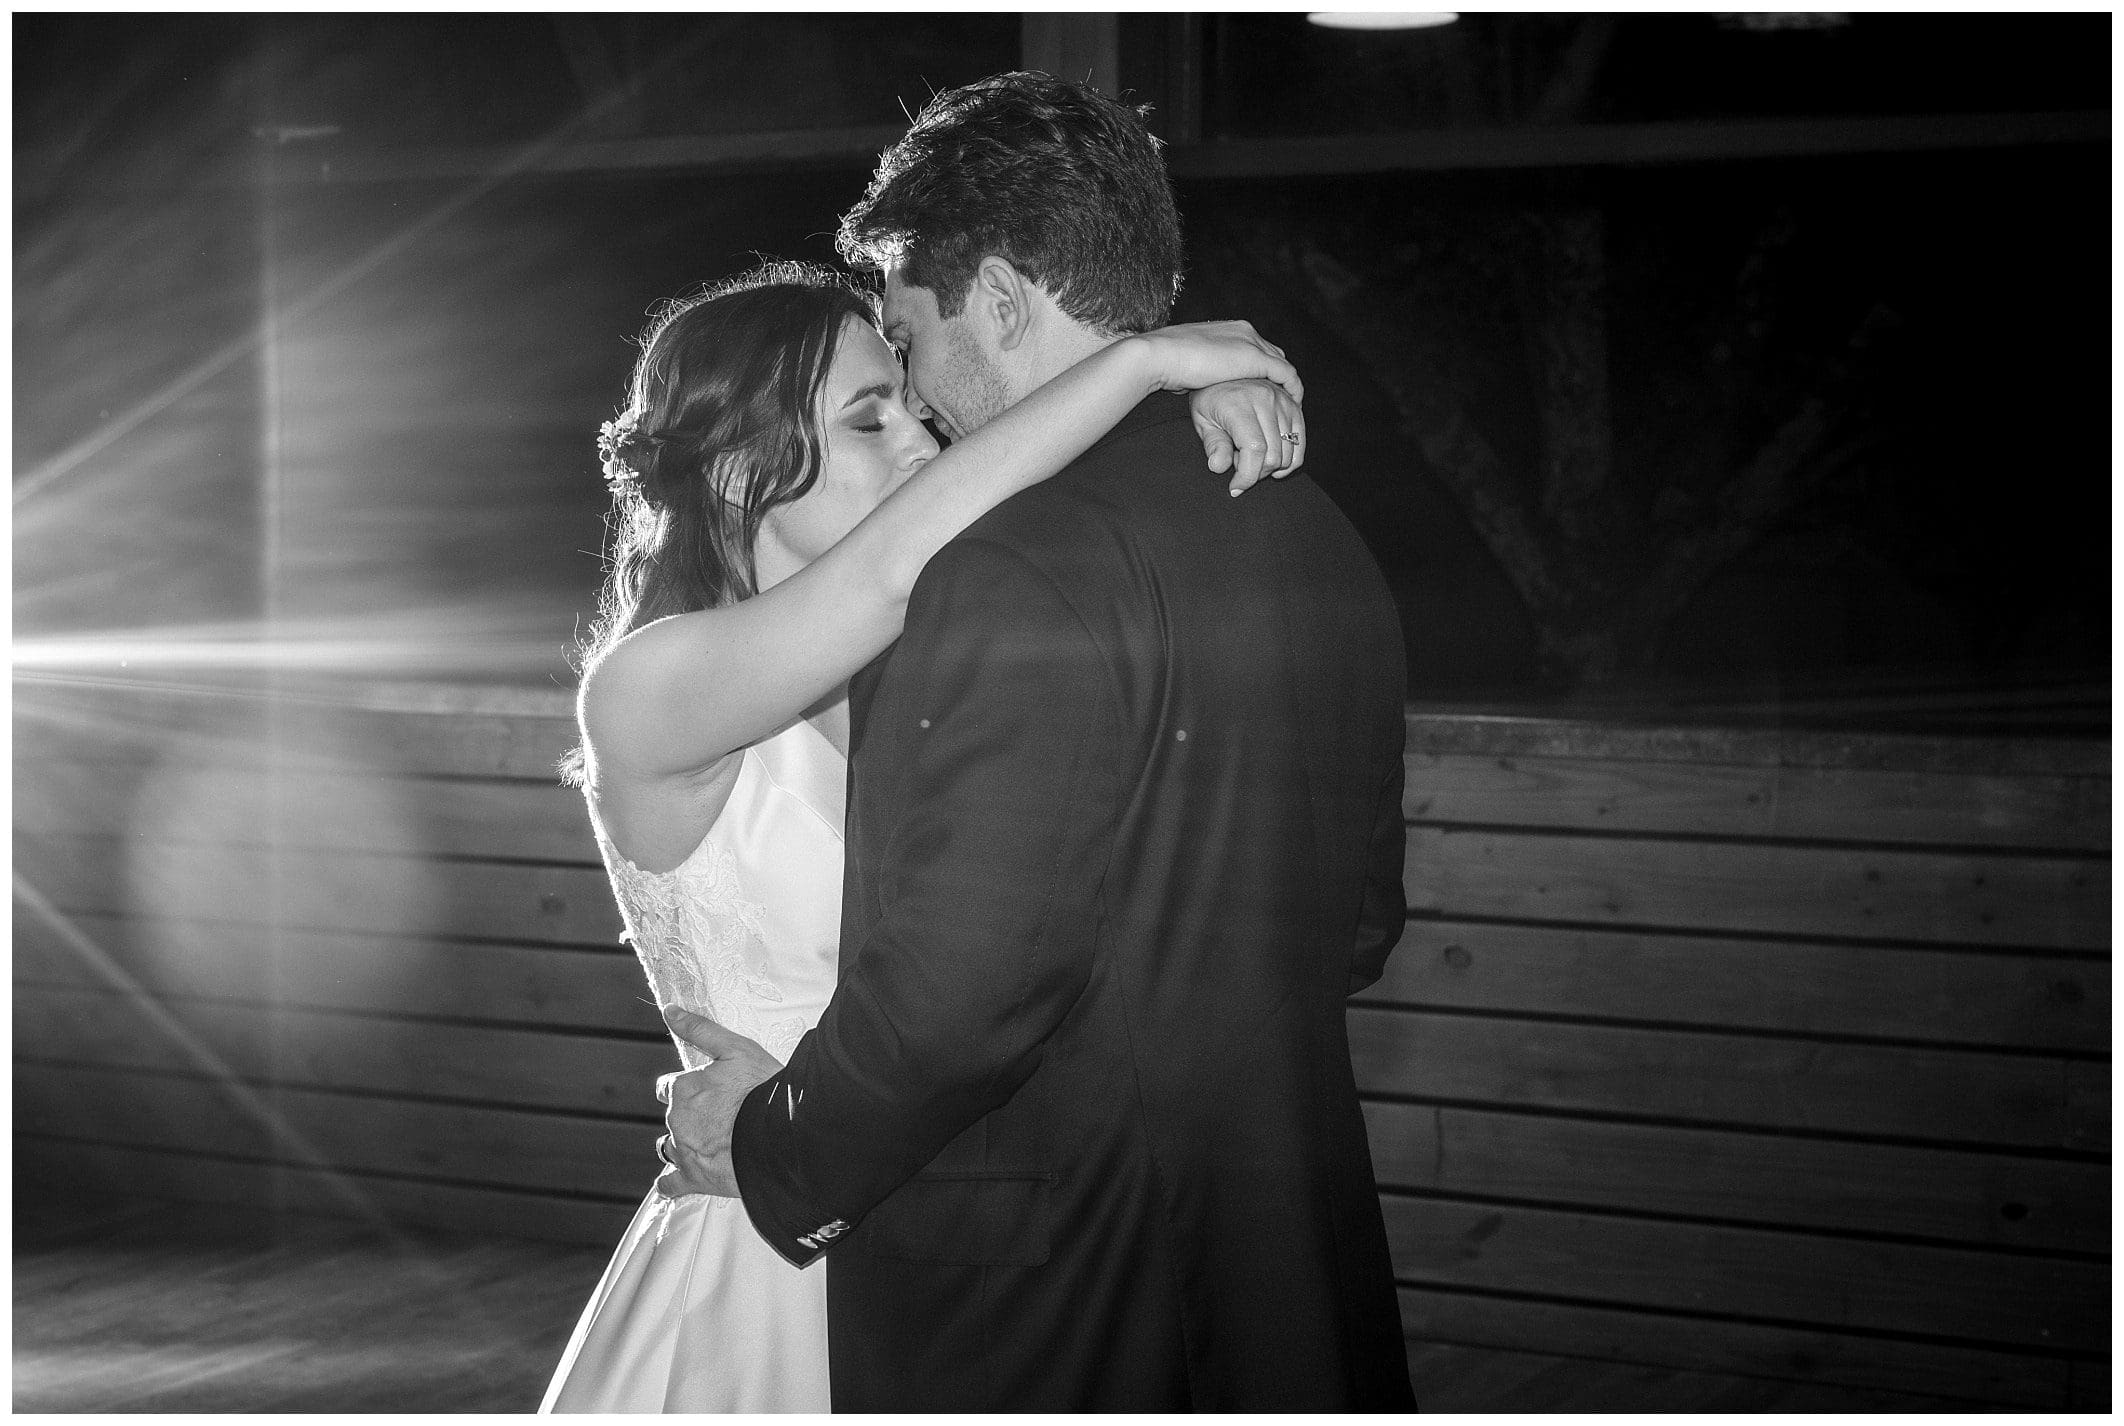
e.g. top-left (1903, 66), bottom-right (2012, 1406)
top-left (758, 317), bottom-right (939, 572)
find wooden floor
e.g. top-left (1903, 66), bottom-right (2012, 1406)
top-left (13, 1194), bottom-right (605, 1413)
top-left (16, 1193), bottom-right (2003, 1413)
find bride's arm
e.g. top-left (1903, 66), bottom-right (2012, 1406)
top-left (582, 323), bottom-right (1300, 781)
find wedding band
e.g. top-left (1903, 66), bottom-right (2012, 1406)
top-left (1281, 431), bottom-right (1300, 442)
top-left (655, 1133), bottom-right (675, 1166)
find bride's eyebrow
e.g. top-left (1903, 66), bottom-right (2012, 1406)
top-left (839, 381), bottom-right (897, 411)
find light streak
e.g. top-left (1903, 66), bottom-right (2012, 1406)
top-left (14, 22), bottom-right (725, 513)
top-left (13, 634), bottom-right (566, 676)
top-left (13, 872), bottom-right (396, 1231)
top-left (11, 605), bottom-right (578, 679)
top-left (12, 873), bottom-right (522, 1336)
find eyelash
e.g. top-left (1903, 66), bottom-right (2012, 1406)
top-left (853, 421), bottom-right (884, 434)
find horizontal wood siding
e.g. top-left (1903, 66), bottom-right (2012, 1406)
top-left (1362, 1101), bottom-right (2106, 1252)
top-left (1402, 826), bottom-right (2105, 949)
top-left (12, 678), bottom-right (656, 1251)
top-left (1380, 714), bottom-right (2108, 1409)
top-left (1369, 918), bottom-right (2107, 1051)
top-left (12, 678), bottom-right (2108, 1408)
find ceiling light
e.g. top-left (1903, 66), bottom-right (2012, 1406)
top-left (1307, 12), bottom-right (1460, 30)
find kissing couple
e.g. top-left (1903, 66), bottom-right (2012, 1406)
top-left (541, 70), bottom-right (1414, 1413)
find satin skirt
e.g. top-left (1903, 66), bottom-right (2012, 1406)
top-left (540, 1190), bottom-right (829, 1413)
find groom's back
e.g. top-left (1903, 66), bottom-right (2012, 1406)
top-left (835, 392), bottom-right (1412, 1409)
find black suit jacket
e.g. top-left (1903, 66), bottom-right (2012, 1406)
top-left (732, 393), bottom-right (1413, 1410)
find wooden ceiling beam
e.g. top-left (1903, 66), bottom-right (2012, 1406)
top-left (1165, 109), bottom-right (2109, 180)
top-left (33, 108), bottom-right (2103, 196)
top-left (258, 124), bottom-right (908, 186)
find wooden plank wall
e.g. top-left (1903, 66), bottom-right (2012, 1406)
top-left (13, 679), bottom-right (2110, 1409)
top-left (13, 679), bottom-right (656, 1248)
top-left (1371, 714), bottom-right (2110, 1411)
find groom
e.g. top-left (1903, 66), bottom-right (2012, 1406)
top-left (661, 72), bottom-right (1414, 1411)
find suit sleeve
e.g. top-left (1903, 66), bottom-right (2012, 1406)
top-left (1348, 718), bottom-right (1407, 995)
top-left (730, 536), bottom-right (1119, 1266)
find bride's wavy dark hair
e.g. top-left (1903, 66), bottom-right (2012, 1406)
top-left (562, 260), bottom-right (878, 785)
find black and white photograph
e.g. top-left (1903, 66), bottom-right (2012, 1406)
top-left (13, 7), bottom-right (2110, 1413)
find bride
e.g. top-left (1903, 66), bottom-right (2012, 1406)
top-left (539, 259), bottom-right (1304, 1412)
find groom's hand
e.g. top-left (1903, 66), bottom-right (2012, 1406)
top-left (655, 1006), bottom-right (784, 1199)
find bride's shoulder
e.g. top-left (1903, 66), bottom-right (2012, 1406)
top-left (577, 608), bottom-right (733, 747)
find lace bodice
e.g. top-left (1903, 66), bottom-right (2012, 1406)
top-left (591, 717), bottom-right (846, 1069)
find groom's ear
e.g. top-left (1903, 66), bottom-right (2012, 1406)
top-left (969, 255), bottom-right (1034, 353)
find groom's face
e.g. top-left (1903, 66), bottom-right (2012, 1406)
top-left (880, 264), bottom-right (1011, 443)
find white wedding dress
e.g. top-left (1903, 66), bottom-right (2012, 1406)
top-left (541, 717), bottom-right (844, 1413)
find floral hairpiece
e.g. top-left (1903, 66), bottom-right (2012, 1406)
top-left (597, 413), bottom-right (645, 492)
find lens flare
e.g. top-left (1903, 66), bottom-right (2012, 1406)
top-left (13, 610), bottom-right (575, 679)
top-left (13, 873), bottom-right (397, 1228)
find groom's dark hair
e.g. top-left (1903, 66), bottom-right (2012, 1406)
top-left (836, 71), bottom-right (1183, 335)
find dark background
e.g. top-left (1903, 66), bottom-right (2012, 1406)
top-left (14, 12), bottom-right (2111, 724)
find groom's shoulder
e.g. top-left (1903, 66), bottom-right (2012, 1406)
top-left (1081, 389), bottom-right (1201, 478)
top-left (926, 393), bottom-right (1232, 606)
top-left (975, 394), bottom-right (1200, 534)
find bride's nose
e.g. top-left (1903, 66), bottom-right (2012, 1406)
top-left (900, 420), bottom-right (941, 470)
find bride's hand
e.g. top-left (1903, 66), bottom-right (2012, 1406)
top-left (1131, 319), bottom-right (1303, 404)
top-left (1191, 379), bottom-right (1306, 495)
top-left (1126, 321), bottom-right (1305, 495)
